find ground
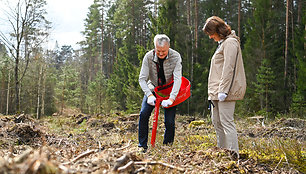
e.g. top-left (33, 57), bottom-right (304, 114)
top-left (0, 111), bottom-right (305, 173)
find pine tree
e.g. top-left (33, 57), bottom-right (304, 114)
top-left (253, 59), bottom-right (275, 116)
top-left (81, 0), bottom-right (103, 81)
top-left (243, 0), bottom-right (286, 114)
top-left (290, 7), bottom-right (306, 117)
top-left (86, 72), bottom-right (106, 114)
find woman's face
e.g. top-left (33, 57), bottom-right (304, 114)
top-left (209, 33), bottom-right (221, 42)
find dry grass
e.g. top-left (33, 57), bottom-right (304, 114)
top-left (0, 112), bottom-right (304, 173)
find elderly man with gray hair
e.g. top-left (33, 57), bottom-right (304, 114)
top-left (138, 34), bottom-right (182, 152)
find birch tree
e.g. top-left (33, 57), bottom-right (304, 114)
top-left (0, 0), bottom-right (50, 113)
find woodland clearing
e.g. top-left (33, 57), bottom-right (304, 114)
top-left (0, 110), bottom-right (305, 173)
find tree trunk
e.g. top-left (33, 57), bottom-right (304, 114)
top-left (18, 83), bottom-right (21, 111)
top-left (131, 0), bottom-right (135, 46)
top-left (108, 37), bottom-right (112, 77)
top-left (36, 63), bottom-right (43, 119)
top-left (297, 0), bottom-right (302, 24)
top-left (60, 75), bottom-right (66, 115)
top-left (187, 0), bottom-right (191, 26)
top-left (41, 64), bottom-right (46, 116)
top-left (238, 0), bottom-right (241, 38)
top-left (15, 56), bottom-right (20, 112)
top-left (0, 71), bottom-right (3, 112)
top-left (284, 0), bottom-right (289, 106)
top-left (6, 71), bottom-right (10, 115)
top-left (186, 0), bottom-right (191, 115)
top-left (194, 0), bottom-right (198, 62)
top-left (154, 0), bottom-right (158, 18)
top-left (291, 0), bottom-right (296, 91)
top-left (101, 7), bottom-right (104, 75)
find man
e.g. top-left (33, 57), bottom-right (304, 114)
top-left (138, 34), bottom-right (182, 152)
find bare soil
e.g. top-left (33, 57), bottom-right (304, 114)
top-left (0, 113), bottom-right (304, 173)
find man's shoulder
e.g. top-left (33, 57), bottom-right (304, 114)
top-left (144, 49), bottom-right (154, 59)
top-left (168, 48), bottom-right (181, 59)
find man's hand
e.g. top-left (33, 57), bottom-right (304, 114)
top-left (161, 99), bottom-right (173, 107)
top-left (218, 92), bottom-right (227, 102)
top-left (147, 95), bottom-right (156, 106)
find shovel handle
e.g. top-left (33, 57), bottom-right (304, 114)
top-left (151, 98), bottom-right (161, 147)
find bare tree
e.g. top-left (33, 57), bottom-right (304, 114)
top-left (0, 0), bottom-right (50, 113)
top-left (284, 0), bottom-right (290, 95)
top-left (101, 6), bottom-right (104, 75)
top-left (238, 0), bottom-right (241, 38)
top-left (6, 71), bottom-right (11, 115)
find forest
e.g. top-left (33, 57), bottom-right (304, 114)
top-left (0, 0), bottom-right (305, 173)
top-left (0, 0), bottom-right (305, 119)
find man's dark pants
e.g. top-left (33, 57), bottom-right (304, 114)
top-left (138, 95), bottom-right (177, 149)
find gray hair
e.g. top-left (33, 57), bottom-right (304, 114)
top-left (154, 34), bottom-right (170, 47)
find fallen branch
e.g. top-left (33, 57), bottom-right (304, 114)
top-left (279, 127), bottom-right (299, 130)
top-left (14, 148), bottom-right (33, 163)
top-left (58, 164), bottom-right (77, 173)
top-left (71, 149), bottom-right (96, 163)
top-left (98, 141), bottom-right (102, 152)
top-left (134, 166), bottom-right (146, 173)
top-left (134, 161), bottom-right (185, 172)
top-left (117, 161), bottom-right (134, 172)
top-left (61, 149), bottom-right (96, 165)
top-left (58, 139), bottom-right (63, 146)
top-left (273, 157), bottom-right (283, 171)
top-left (115, 140), bottom-right (131, 151)
top-left (113, 153), bottom-right (131, 171)
top-left (249, 116), bottom-right (265, 127)
top-left (129, 114), bottom-right (139, 117)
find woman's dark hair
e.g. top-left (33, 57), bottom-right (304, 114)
top-left (202, 16), bottom-right (231, 39)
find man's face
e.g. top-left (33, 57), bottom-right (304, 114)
top-left (155, 43), bottom-right (169, 59)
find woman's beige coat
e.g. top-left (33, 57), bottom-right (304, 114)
top-left (208, 31), bottom-right (246, 101)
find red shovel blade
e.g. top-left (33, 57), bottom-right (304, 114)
top-left (151, 98), bottom-right (161, 147)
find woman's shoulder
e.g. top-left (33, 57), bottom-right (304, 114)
top-left (223, 37), bottom-right (239, 47)
top-left (225, 37), bottom-right (239, 43)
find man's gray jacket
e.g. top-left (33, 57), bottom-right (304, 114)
top-left (139, 48), bottom-right (182, 100)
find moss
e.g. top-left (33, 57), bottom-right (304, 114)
top-left (188, 120), bottom-right (206, 128)
top-left (72, 119), bottom-right (87, 134)
top-left (239, 137), bottom-right (305, 173)
top-left (185, 135), bottom-right (216, 151)
top-left (226, 161), bottom-right (237, 170)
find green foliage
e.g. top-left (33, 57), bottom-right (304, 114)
top-left (253, 59), bottom-right (275, 115)
top-left (106, 44), bottom-right (143, 113)
top-left (290, 12), bottom-right (306, 118)
top-left (123, 45), bottom-right (146, 113)
top-left (112, 0), bottom-right (150, 65)
top-left (242, 0), bottom-right (288, 116)
top-left (240, 137), bottom-right (305, 173)
top-left (86, 72), bottom-right (106, 114)
top-left (151, 0), bottom-right (177, 39)
top-left (0, 0), bottom-right (304, 118)
top-left (54, 64), bottom-right (81, 109)
top-left (290, 91), bottom-right (306, 118)
top-left (43, 70), bottom-right (57, 115)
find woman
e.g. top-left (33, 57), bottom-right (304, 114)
top-left (202, 16), bottom-right (246, 159)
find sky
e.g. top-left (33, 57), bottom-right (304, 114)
top-left (0, 0), bottom-right (94, 50)
top-left (46, 0), bottom-right (93, 49)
